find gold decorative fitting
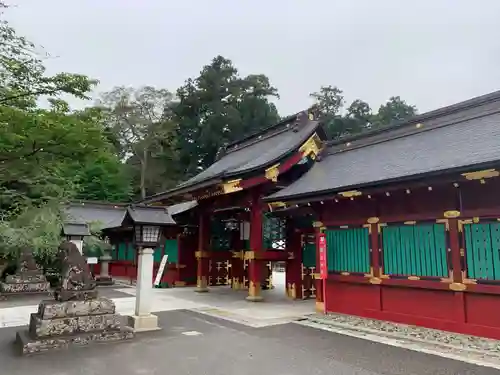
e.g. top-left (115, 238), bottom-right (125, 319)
top-left (404, 221), bottom-right (416, 225)
top-left (377, 223), bottom-right (387, 233)
top-left (287, 252), bottom-right (295, 260)
top-left (221, 179), bottom-right (243, 194)
top-left (338, 190), bottom-right (362, 198)
top-left (462, 169), bottom-right (499, 181)
top-left (340, 272), bottom-right (350, 276)
top-left (362, 223), bottom-right (372, 234)
top-left (369, 277), bottom-right (382, 285)
top-left (268, 201), bottom-right (287, 211)
top-left (473, 217), bottom-right (480, 223)
top-left (244, 251), bottom-right (259, 260)
top-left (449, 282), bottom-right (467, 292)
top-left (196, 276), bottom-right (208, 289)
top-left (265, 163), bottom-right (280, 182)
top-left (367, 217), bottom-right (380, 224)
top-left (248, 281), bottom-right (261, 297)
top-left (460, 248), bottom-right (465, 256)
top-left (231, 250), bottom-right (244, 259)
top-left (461, 272), bottom-right (477, 285)
top-left (378, 267), bottom-right (390, 279)
top-left (312, 221), bottom-right (324, 228)
top-left (439, 271), bottom-right (453, 283)
top-left (435, 218), bottom-right (450, 231)
top-left (195, 251), bottom-right (210, 259)
top-left (407, 276), bottom-right (420, 281)
top-left (299, 132), bottom-right (322, 159)
top-left (286, 283), bottom-right (297, 299)
top-left (315, 301), bottom-right (325, 313)
top-left (444, 210), bottom-right (461, 218)
top-left (312, 273), bottom-right (321, 279)
top-left (175, 281), bottom-right (187, 287)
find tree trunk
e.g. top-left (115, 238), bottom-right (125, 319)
top-left (140, 149), bottom-right (147, 199)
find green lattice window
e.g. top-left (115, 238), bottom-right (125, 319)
top-left (326, 228), bottom-right (370, 273)
top-left (464, 222), bottom-right (500, 280)
top-left (381, 224), bottom-right (448, 278)
top-left (211, 220), bottom-right (231, 251)
top-left (263, 215), bottom-right (286, 250)
top-left (115, 243), bottom-right (135, 262)
top-left (302, 234), bottom-right (316, 268)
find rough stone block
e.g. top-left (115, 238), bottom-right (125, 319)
top-left (53, 289), bottom-right (99, 303)
top-left (0, 281), bottom-right (50, 294)
top-left (29, 313), bottom-right (122, 338)
top-left (38, 297), bottom-right (116, 319)
top-left (16, 327), bottom-right (134, 355)
top-left (6, 273), bottom-right (47, 284)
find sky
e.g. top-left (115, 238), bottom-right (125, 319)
top-left (5, 0), bottom-right (500, 116)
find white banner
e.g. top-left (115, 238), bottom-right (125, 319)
top-left (154, 254), bottom-right (169, 286)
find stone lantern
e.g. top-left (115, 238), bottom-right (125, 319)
top-left (121, 205), bottom-right (175, 332)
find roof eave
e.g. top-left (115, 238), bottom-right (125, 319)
top-left (263, 160), bottom-right (500, 203)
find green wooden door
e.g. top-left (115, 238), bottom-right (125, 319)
top-left (464, 222), bottom-right (500, 280)
top-left (326, 228), bottom-right (370, 273)
top-left (381, 223), bottom-right (448, 277)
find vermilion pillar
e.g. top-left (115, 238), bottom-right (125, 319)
top-left (195, 211), bottom-right (210, 293)
top-left (314, 223), bottom-right (325, 313)
top-left (230, 227), bottom-right (244, 289)
top-left (285, 222), bottom-right (302, 299)
top-left (246, 191), bottom-right (264, 302)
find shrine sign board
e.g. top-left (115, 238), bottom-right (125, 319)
top-left (318, 233), bottom-right (328, 279)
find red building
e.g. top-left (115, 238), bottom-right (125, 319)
top-left (264, 91), bottom-right (500, 339)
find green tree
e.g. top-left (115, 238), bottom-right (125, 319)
top-left (374, 96), bottom-right (417, 127)
top-left (174, 55), bottom-right (280, 178)
top-left (0, 3), bottom-right (96, 108)
top-left (97, 86), bottom-right (178, 199)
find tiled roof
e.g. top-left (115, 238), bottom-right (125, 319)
top-left (266, 91), bottom-right (500, 201)
top-left (64, 203), bottom-right (127, 229)
top-left (142, 109), bottom-right (323, 203)
top-left (126, 206), bottom-right (176, 225)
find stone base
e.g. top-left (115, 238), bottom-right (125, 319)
top-left (54, 288), bottom-right (98, 302)
top-left (15, 297), bottom-right (134, 355)
top-left (95, 276), bottom-right (114, 286)
top-left (0, 280), bottom-right (51, 298)
top-left (15, 327), bottom-right (134, 355)
top-left (246, 295), bottom-right (264, 302)
top-left (194, 287), bottom-right (209, 293)
top-left (127, 314), bottom-right (160, 332)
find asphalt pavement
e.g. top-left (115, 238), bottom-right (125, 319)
top-left (0, 309), bottom-right (497, 375)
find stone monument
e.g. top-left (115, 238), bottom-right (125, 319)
top-left (0, 248), bottom-right (50, 297)
top-left (15, 241), bottom-right (134, 355)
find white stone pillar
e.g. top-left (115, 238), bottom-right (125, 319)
top-left (127, 247), bottom-right (160, 332)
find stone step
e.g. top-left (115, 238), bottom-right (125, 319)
top-left (29, 313), bottom-right (123, 338)
top-left (16, 327), bottom-right (134, 355)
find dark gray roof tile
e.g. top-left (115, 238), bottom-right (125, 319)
top-left (267, 100), bottom-right (500, 201)
top-left (126, 206), bottom-right (176, 225)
